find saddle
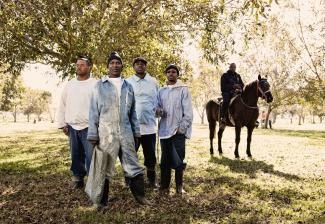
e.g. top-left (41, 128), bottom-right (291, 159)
top-left (216, 95), bottom-right (237, 127)
top-left (217, 94), bottom-right (259, 127)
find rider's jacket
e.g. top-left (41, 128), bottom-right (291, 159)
top-left (221, 70), bottom-right (244, 95)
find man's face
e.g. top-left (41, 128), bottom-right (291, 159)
top-left (229, 63), bottom-right (236, 72)
top-left (133, 61), bottom-right (146, 75)
top-left (108, 59), bottom-right (123, 77)
top-left (76, 59), bottom-right (91, 76)
top-left (166, 68), bottom-right (178, 83)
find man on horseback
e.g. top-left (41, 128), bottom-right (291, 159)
top-left (220, 63), bottom-right (244, 123)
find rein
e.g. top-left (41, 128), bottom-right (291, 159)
top-left (237, 80), bottom-right (269, 110)
top-left (239, 96), bottom-right (259, 110)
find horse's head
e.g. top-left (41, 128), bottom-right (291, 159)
top-left (258, 75), bottom-right (273, 103)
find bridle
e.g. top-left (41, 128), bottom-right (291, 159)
top-left (257, 80), bottom-right (271, 100)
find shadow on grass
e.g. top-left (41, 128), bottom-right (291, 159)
top-left (0, 164), bottom-right (239, 224)
top-left (0, 171), bottom-right (90, 224)
top-left (209, 156), bottom-right (301, 180)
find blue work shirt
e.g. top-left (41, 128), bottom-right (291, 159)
top-left (126, 73), bottom-right (159, 135)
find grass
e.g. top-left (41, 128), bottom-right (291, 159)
top-left (0, 127), bottom-right (324, 224)
top-left (257, 128), bottom-right (325, 139)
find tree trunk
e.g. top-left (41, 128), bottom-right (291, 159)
top-left (27, 114), bottom-right (30, 122)
top-left (200, 108), bottom-right (205, 124)
top-left (13, 105), bottom-right (17, 123)
top-left (264, 105), bottom-right (272, 129)
top-left (48, 105), bottom-right (54, 123)
top-left (298, 115), bottom-right (302, 125)
top-left (320, 116), bottom-right (323, 123)
top-left (302, 115), bottom-right (305, 123)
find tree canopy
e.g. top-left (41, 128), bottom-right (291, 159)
top-left (0, 0), bottom-right (274, 80)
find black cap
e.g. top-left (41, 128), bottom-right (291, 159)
top-left (107, 51), bottom-right (123, 64)
top-left (165, 63), bottom-right (180, 75)
top-left (133, 57), bottom-right (147, 66)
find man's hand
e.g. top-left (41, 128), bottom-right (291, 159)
top-left (155, 107), bottom-right (163, 117)
top-left (63, 126), bottom-right (69, 136)
top-left (235, 88), bottom-right (242, 94)
top-left (89, 140), bottom-right (99, 147)
top-left (176, 128), bottom-right (183, 134)
top-left (233, 84), bottom-right (241, 89)
top-left (156, 107), bottom-right (167, 118)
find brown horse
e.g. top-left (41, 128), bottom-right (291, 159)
top-left (206, 75), bottom-right (273, 158)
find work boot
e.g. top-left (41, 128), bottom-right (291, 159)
top-left (100, 178), bottom-right (109, 206)
top-left (72, 176), bottom-right (84, 189)
top-left (160, 168), bottom-right (171, 193)
top-left (124, 176), bottom-right (130, 188)
top-left (175, 169), bottom-right (186, 194)
top-left (129, 174), bottom-right (151, 205)
top-left (147, 169), bottom-right (158, 188)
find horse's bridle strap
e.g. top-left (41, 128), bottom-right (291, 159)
top-left (257, 80), bottom-right (268, 99)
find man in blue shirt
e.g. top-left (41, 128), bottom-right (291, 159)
top-left (127, 57), bottom-right (159, 187)
top-left (156, 64), bottom-right (193, 194)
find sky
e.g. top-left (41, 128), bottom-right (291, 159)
top-left (21, 64), bottom-right (66, 107)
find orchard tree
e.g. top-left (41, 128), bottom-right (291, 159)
top-left (0, 73), bottom-right (25, 122)
top-left (0, 0), bottom-right (276, 82)
top-left (190, 61), bottom-right (221, 124)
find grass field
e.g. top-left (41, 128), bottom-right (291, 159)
top-left (0, 124), bottom-right (324, 223)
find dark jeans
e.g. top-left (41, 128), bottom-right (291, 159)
top-left (68, 126), bottom-right (93, 180)
top-left (160, 134), bottom-right (186, 171)
top-left (135, 134), bottom-right (157, 169)
top-left (221, 92), bottom-right (232, 119)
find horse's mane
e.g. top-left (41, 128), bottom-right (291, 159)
top-left (243, 80), bottom-right (257, 92)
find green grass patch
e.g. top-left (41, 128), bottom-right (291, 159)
top-left (257, 128), bottom-right (325, 140)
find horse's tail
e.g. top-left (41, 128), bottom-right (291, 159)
top-left (206, 100), bottom-right (219, 139)
top-left (206, 100), bottom-right (219, 122)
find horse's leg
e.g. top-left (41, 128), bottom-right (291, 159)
top-left (217, 124), bottom-right (225, 155)
top-left (209, 121), bottom-right (216, 155)
top-left (246, 126), bottom-right (254, 158)
top-left (234, 124), bottom-right (241, 158)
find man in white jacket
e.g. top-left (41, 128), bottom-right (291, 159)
top-left (57, 56), bottom-right (97, 189)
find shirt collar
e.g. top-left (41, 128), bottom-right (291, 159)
top-left (101, 75), bottom-right (124, 83)
top-left (134, 73), bottom-right (150, 82)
